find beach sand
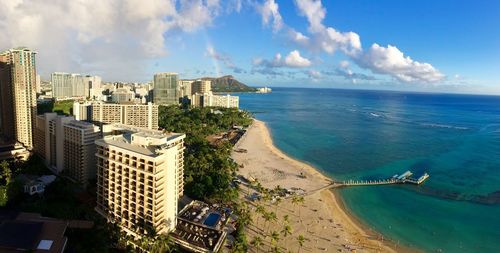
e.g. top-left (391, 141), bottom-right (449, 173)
top-left (232, 119), bottom-right (405, 253)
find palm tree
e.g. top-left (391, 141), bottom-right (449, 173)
top-left (283, 214), bottom-right (290, 224)
top-left (271, 246), bottom-right (282, 253)
top-left (150, 234), bottom-right (175, 253)
top-left (273, 185), bottom-right (283, 195)
top-left (263, 212), bottom-right (272, 235)
top-left (292, 196), bottom-right (305, 222)
top-left (271, 231), bottom-right (280, 246)
top-left (250, 236), bottom-right (264, 253)
top-left (268, 211), bottom-right (278, 233)
top-left (239, 210), bottom-right (252, 227)
top-left (273, 197), bottom-right (282, 212)
top-left (255, 205), bottom-right (266, 228)
top-left (281, 224), bottom-right (292, 245)
top-left (296, 235), bottom-right (306, 253)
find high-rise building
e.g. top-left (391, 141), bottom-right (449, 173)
top-left (63, 120), bottom-right (101, 186)
top-left (0, 47), bottom-right (37, 148)
top-left (52, 72), bottom-right (100, 99)
top-left (153, 72), bottom-right (178, 105)
top-left (34, 113), bottom-right (75, 173)
top-left (83, 75), bottom-right (102, 99)
top-left (177, 80), bottom-right (193, 98)
top-left (95, 127), bottom-right (185, 237)
top-left (34, 113), bottom-right (101, 185)
top-left (51, 72), bottom-right (86, 99)
top-left (191, 80), bottom-right (211, 95)
top-left (73, 101), bottom-right (159, 130)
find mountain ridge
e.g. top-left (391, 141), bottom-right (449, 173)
top-left (201, 75), bottom-right (256, 92)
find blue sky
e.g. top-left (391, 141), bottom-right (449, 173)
top-left (1, 0), bottom-right (499, 94)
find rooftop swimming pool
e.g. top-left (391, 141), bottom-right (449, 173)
top-left (203, 213), bottom-right (221, 227)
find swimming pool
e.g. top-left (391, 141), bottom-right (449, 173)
top-left (203, 213), bottom-right (221, 227)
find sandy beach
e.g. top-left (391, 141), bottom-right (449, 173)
top-left (232, 119), bottom-right (403, 253)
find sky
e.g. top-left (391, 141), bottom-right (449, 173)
top-left (1, 0), bottom-right (499, 94)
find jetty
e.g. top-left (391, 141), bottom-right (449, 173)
top-left (308, 170), bottom-right (430, 195)
top-left (338, 170), bottom-right (429, 187)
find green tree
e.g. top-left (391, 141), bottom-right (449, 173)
top-left (296, 235), bottom-right (306, 253)
top-left (281, 224), bottom-right (292, 244)
top-left (250, 236), bottom-right (264, 253)
top-left (0, 161), bottom-right (12, 206)
top-left (270, 231), bottom-right (280, 247)
top-left (292, 196), bottom-right (305, 222)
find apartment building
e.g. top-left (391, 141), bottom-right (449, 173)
top-left (191, 80), bottom-right (211, 95)
top-left (95, 127), bottom-right (185, 237)
top-left (34, 113), bottom-right (101, 185)
top-left (0, 47), bottom-right (37, 148)
top-left (191, 93), bottom-right (239, 109)
top-left (73, 101), bottom-right (159, 130)
top-left (153, 72), bottom-right (178, 105)
top-left (63, 121), bottom-right (101, 186)
top-left (178, 79), bottom-right (193, 98)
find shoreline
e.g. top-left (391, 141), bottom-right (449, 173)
top-left (331, 190), bottom-right (421, 253)
top-left (233, 119), bottom-right (411, 252)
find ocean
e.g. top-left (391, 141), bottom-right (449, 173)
top-left (238, 88), bottom-right (500, 253)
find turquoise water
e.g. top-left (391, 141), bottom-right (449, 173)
top-left (238, 88), bottom-right (500, 253)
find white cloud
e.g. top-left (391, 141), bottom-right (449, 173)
top-left (339, 60), bottom-right (350, 69)
top-left (0, 0), bottom-right (226, 81)
top-left (307, 69), bottom-right (322, 79)
top-left (293, 0), bottom-right (362, 56)
top-left (253, 50), bottom-right (311, 69)
top-left (356, 44), bottom-right (445, 83)
top-left (257, 0), bottom-right (283, 32)
top-left (205, 45), bottom-right (245, 74)
top-left (252, 49), bottom-right (312, 77)
top-left (294, 0), bottom-right (325, 33)
top-left (284, 50), bottom-right (312, 67)
top-left (290, 0), bottom-right (444, 83)
top-left (288, 29), bottom-right (310, 46)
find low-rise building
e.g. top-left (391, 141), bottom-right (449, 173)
top-left (0, 213), bottom-right (69, 253)
top-left (191, 93), bottom-right (239, 109)
top-left (111, 88), bottom-right (135, 103)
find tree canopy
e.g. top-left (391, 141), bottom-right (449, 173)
top-left (158, 105), bottom-right (252, 201)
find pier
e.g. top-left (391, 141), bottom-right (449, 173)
top-left (337, 171), bottom-right (429, 188)
top-left (294, 170), bottom-right (429, 198)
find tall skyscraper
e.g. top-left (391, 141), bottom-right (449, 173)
top-left (0, 47), bottom-right (37, 148)
top-left (51, 72), bottom-right (87, 98)
top-left (95, 127), bottom-right (185, 236)
top-left (153, 72), bottom-right (178, 105)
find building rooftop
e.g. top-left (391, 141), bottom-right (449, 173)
top-left (64, 120), bottom-right (99, 130)
top-left (96, 127), bottom-right (185, 157)
top-left (171, 201), bottom-right (230, 253)
top-left (0, 213), bottom-right (68, 253)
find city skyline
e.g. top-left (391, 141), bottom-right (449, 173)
top-left (1, 0), bottom-right (499, 94)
